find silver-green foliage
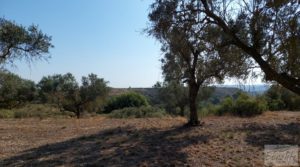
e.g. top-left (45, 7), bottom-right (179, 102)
top-left (0, 18), bottom-right (53, 65)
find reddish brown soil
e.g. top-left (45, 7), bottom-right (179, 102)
top-left (0, 111), bottom-right (299, 166)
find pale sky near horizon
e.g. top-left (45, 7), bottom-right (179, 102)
top-left (0, 0), bottom-right (264, 88)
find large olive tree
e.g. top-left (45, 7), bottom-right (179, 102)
top-left (148, 1), bottom-right (250, 125)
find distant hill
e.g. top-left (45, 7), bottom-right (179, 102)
top-left (212, 87), bottom-right (241, 99)
top-left (216, 84), bottom-right (270, 95)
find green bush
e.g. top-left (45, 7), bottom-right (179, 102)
top-left (109, 106), bottom-right (166, 118)
top-left (0, 109), bottom-right (14, 118)
top-left (104, 92), bottom-right (149, 113)
top-left (234, 98), bottom-right (266, 117)
top-left (265, 85), bottom-right (300, 111)
top-left (216, 97), bottom-right (234, 116)
top-left (197, 93), bottom-right (268, 117)
top-left (268, 99), bottom-right (285, 111)
top-left (256, 96), bottom-right (269, 111)
top-left (198, 103), bottom-right (219, 117)
top-left (215, 93), bottom-right (268, 117)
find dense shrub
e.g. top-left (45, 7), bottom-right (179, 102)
top-left (234, 97), bottom-right (267, 117)
top-left (104, 92), bottom-right (149, 113)
top-left (256, 96), bottom-right (269, 111)
top-left (198, 103), bottom-right (219, 117)
top-left (215, 93), bottom-right (268, 117)
top-left (265, 85), bottom-right (300, 111)
top-left (109, 106), bottom-right (166, 118)
top-left (216, 97), bottom-right (234, 116)
top-left (268, 99), bottom-right (285, 111)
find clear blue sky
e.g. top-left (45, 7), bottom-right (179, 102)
top-left (0, 0), bottom-right (264, 87)
top-left (0, 0), bottom-right (163, 88)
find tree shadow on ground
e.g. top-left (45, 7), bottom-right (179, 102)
top-left (233, 122), bottom-right (300, 148)
top-left (1, 125), bottom-right (211, 167)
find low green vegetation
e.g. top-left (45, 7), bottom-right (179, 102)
top-left (198, 93), bottom-right (268, 117)
top-left (109, 106), bottom-right (167, 118)
top-left (220, 94), bottom-right (267, 117)
top-left (104, 92), bottom-right (149, 113)
top-left (198, 104), bottom-right (219, 117)
top-left (265, 85), bottom-right (300, 111)
top-left (0, 68), bottom-right (299, 120)
top-left (0, 104), bottom-right (74, 119)
top-left (197, 86), bottom-right (300, 117)
top-left (0, 109), bottom-right (14, 118)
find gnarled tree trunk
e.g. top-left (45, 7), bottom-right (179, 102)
top-left (188, 82), bottom-right (200, 126)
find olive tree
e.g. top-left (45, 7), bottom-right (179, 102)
top-left (63, 73), bottom-right (109, 118)
top-left (0, 18), bottom-right (53, 65)
top-left (38, 73), bottom-right (109, 118)
top-left (37, 73), bottom-right (78, 111)
top-left (149, 0), bottom-right (300, 95)
top-left (148, 1), bottom-right (250, 125)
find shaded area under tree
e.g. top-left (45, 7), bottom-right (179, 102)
top-left (1, 125), bottom-right (210, 167)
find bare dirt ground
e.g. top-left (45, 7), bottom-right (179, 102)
top-left (0, 111), bottom-right (299, 167)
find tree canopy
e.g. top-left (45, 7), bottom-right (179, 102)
top-left (64, 73), bottom-right (110, 118)
top-left (149, 0), bottom-right (300, 95)
top-left (147, 0), bottom-right (252, 125)
top-left (0, 70), bottom-right (36, 108)
top-left (0, 18), bottom-right (53, 65)
top-left (37, 73), bottom-right (78, 110)
top-left (37, 73), bottom-right (110, 118)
